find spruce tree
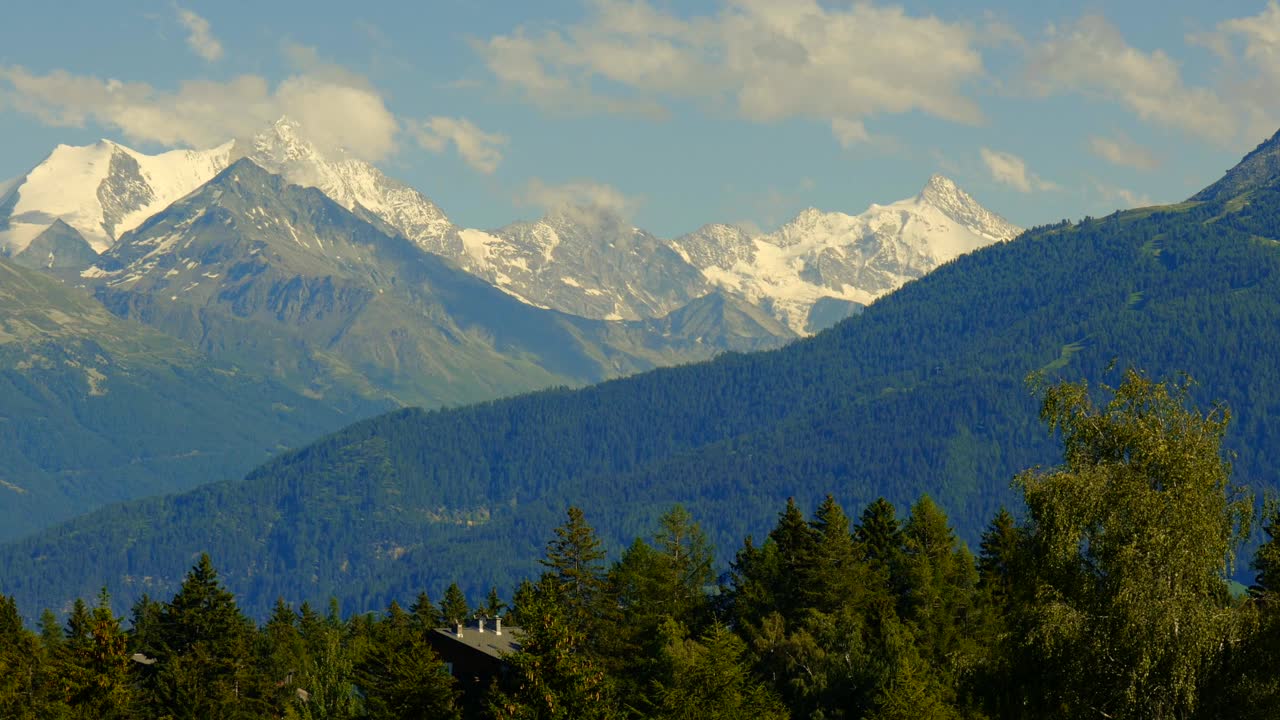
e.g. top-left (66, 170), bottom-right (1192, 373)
top-left (145, 553), bottom-right (267, 719)
top-left (482, 587), bottom-right (507, 621)
top-left (540, 506), bottom-right (609, 627)
top-left (438, 583), bottom-right (470, 627)
top-left (355, 601), bottom-right (459, 720)
top-left (0, 594), bottom-right (43, 719)
top-left (856, 498), bottom-right (903, 570)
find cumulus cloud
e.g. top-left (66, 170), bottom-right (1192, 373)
top-left (475, 0), bottom-right (987, 146)
top-left (520, 178), bottom-right (640, 225)
top-left (415, 116), bottom-right (508, 174)
top-left (1027, 16), bottom-right (1235, 142)
top-left (980, 148), bottom-right (1058, 193)
top-left (0, 61), bottom-right (399, 161)
top-left (176, 8), bottom-right (223, 62)
top-left (1088, 134), bottom-right (1160, 170)
top-left (830, 118), bottom-right (869, 148)
top-left (1191, 1), bottom-right (1280, 141)
top-left (1090, 180), bottom-right (1154, 210)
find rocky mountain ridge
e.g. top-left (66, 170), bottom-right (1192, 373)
top-left (0, 121), bottom-right (1020, 336)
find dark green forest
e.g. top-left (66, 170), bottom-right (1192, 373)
top-left (2, 372), bottom-right (1277, 720)
top-left (9, 134), bottom-right (1280, 619)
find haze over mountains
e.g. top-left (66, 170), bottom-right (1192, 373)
top-left (8, 127), bottom-right (1280, 620)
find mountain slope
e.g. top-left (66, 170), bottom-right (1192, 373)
top-left (83, 158), bottom-right (757, 409)
top-left (0, 256), bottom-right (352, 542)
top-left (8, 132), bottom-right (1280, 619)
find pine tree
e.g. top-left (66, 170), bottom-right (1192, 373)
top-left (649, 621), bottom-right (789, 720)
top-left (409, 591), bottom-right (435, 627)
top-left (144, 553), bottom-right (268, 719)
top-left (1250, 497), bottom-right (1280, 598)
top-left (489, 577), bottom-right (620, 720)
top-left (60, 588), bottom-right (134, 719)
top-left (438, 583), bottom-right (470, 628)
top-left (355, 601), bottom-right (459, 720)
top-left (856, 498), bottom-right (903, 570)
top-left (540, 506), bottom-right (609, 627)
top-left (259, 597), bottom-right (306, 714)
top-left (807, 494), bottom-right (865, 614)
top-left (482, 587), bottom-right (507, 621)
top-left (977, 507), bottom-right (1021, 606)
top-left (0, 594), bottom-right (44, 719)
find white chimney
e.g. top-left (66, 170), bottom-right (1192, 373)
top-left (479, 617), bottom-right (486, 633)
top-left (455, 622), bottom-right (463, 638)
top-left (495, 616), bottom-right (502, 636)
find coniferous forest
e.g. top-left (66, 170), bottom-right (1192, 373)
top-left (3, 371), bottom-right (1278, 719)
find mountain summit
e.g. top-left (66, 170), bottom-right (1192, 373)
top-left (917, 174), bottom-right (1022, 240)
top-left (673, 176), bottom-right (1021, 333)
top-left (0, 117), bottom-right (452, 257)
top-left (1190, 128), bottom-right (1280, 203)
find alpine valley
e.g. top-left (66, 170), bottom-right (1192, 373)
top-left (0, 119), bottom-right (1019, 541)
top-left (7, 126), bottom-right (1280, 621)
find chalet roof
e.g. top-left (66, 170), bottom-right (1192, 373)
top-left (432, 624), bottom-right (522, 660)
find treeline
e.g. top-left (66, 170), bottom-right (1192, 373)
top-left (2, 371), bottom-right (1279, 719)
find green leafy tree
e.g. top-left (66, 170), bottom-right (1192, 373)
top-left (1014, 370), bottom-right (1252, 719)
top-left (292, 621), bottom-right (358, 720)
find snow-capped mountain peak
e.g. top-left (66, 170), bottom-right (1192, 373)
top-left (240, 117), bottom-right (454, 247)
top-left (916, 174), bottom-right (1021, 241)
top-left (0, 139), bottom-right (233, 254)
top-left (673, 176), bottom-right (1022, 334)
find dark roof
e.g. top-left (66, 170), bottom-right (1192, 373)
top-left (432, 625), bottom-right (522, 659)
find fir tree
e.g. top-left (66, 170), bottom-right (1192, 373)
top-left (438, 583), bottom-right (470, 628)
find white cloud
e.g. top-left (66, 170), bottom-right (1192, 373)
top-left (475, 0), bottom-right (986, 140)
top-left (176, 8), bottom-right (223, 62)
top-left (520, 178), bottom-right (640, 225)
top-left (980, 148), bottom-right (1058, 193)
top-left (0, 61), bottom-right (399, 161)
top-left (1191, 1), bottom-right (1280, 141)
top-left (1028, 16), bottom-right (1235, 142)
top-left (415, 116), bottom-right (508, 174)
top-left (830, 118), bottom-right (869, 148)
top-left (1088, 134), bottom-right (1160, 170)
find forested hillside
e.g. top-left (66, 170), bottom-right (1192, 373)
top-left (0, 257), bottom-right (357, 541)
top-left (8, 133), bottom-right (1280, 619)
top-left (2, 373), bottom-right (1277, 719)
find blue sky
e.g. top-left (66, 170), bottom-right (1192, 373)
top-left (1, 1), bottom-right (1278, 237)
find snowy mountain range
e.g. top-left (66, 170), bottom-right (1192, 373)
top-left (0, 119), bottom-right (1020, 335)
top-left (673, 175), bottom-right (1022, 332)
